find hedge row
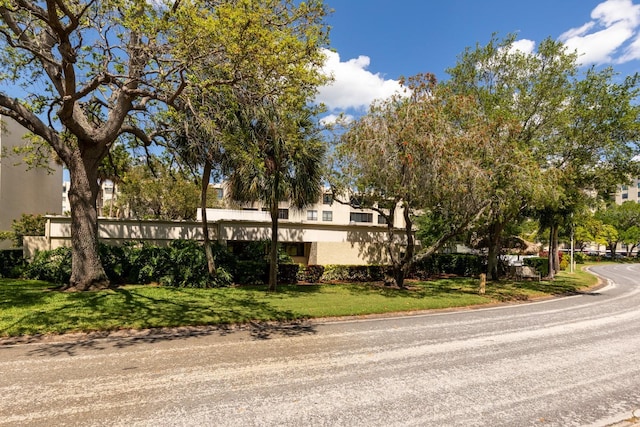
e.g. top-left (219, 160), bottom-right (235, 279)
top-left (412, 254), bottom-right (485, 279)
top-left (0, 249), bottom-right (25, 278)
top-left (9, 243), bottom-right (487, 286)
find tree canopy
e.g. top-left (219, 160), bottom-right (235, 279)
top-left (0, 0), bottom-right (330, 290)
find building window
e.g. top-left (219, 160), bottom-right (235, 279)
top-left (307, 210), bottom-right (318, 221)
top-left (104, 186), bottom-right (113, 195)
top-left (323, 193), bottom-right (333, 205)
top-left (278, 208), bottom-right (289, 219)
top-left (350, 212), bottom-right (373, 223)
top-left (322, 211), bottom-right (333, 221)
top-left (622, 193), bottom-right (629, 200)
top-left (216, 188), bottom-right (224, 199)
top-left (378, 215), bottom-right (388, 224)
top-left (622, 185), bottom-right (628, 191)
top-left (284, 243), bottom-right (305, 257)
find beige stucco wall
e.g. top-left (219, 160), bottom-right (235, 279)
top-left (0, 116), bottom-right (63, 233)
top-left (29, 216), bottom-right (410, 266)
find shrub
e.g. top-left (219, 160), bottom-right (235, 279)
top-left (412, 254), bottom-right (485, 278)
top-left (524, 257), bottom-right (549, 277)
top-left (559, 257), bottom-right (569, 271)
top-left (99, 243), bottom-right (130, 284)
top-left (235, 260), bottom-right (268, 285)
top-left (10, 213), bottom-right (47, 247)
top-left (298, 264), bottom-right (324, 283)
top-left (277, 263), bottom-right (300, 285)
top-left (573, 252), bottom-right (587, 264)
top-left (321, 265), bottom-right (388, 282)
top-left (0, 249), bottom-right (25, 278)
top-left (22, 240), bottom-right (236, 288)
top-left (23, 247), bottom-right (72, 284)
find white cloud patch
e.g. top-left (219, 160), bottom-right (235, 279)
top-left (509, 39), bottom-right (536, 55)
top-left (559, 0), bottom-right (640, 65)
top-left (316, 49), bottom-right (405, 112)
top-left (319, 113), bottom-right (354, 127)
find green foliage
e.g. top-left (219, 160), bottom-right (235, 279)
top-left (23, 240), bottom-right (237, 288)
top-left (574, 252), bottom-right (587, 264)
top-left (0, 231), bottom-right (14, 244)
top-left (298, 265), bottom-right (325, 283)
top-left (23, 247), bottom-right (72, 285)
top-left (10, 214), bottom-right (46, 247)
top-left (321, 265), bottom-right (389, 282)
top-left (234, 260), bottom-right (268, 285)
top-left (0, 249), bottom-right (25, 278)
top-left (412, 254), bottom-right (485, 279)
top-left (118, 160), bottom-right (200, 220)
top-left (277, 264), bottom-right (300, 285)
top-left (523, 257), bottom-right (549, 278)
top-left (559, 257), bottom-right (569, 271)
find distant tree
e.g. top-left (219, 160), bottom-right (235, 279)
top-left (118, 159), bottom-right (199, 221)
top-left (596, 201), bottom-right (640, 256)
top-left (9, 213), bottom-right (46, 247)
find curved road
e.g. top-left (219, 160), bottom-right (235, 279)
top-left (1, 264), bottom-right (640, 426)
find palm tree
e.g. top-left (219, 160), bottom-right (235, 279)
top-left (226, 100), bottom-right (325, 291)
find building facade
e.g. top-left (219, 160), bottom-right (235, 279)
top-left (615, 179), bottom-right (640, 204)
top-left (0, 116), bottom-right (62, 248)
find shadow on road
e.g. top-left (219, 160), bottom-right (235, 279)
top-left (0, 319), bottom-right (317, 357)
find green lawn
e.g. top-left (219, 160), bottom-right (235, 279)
top-left (0, 266), bottom-right (599, 337)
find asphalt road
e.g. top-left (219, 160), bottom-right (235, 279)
top-left (1, 264), bottom-right (640, 427)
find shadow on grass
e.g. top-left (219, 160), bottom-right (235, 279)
top-left (0, 279), bottom-right (56, 308)
top-left (1, 284), bottom-right (318, 356)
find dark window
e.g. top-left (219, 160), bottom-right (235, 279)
top-left (242, 208), bottom-right (259, 211)
top-left (307, 210), bottom-right (318, 221)
top-left (622, 193), bottom-right (629, 200)
top-left (323, 193), bottom-right (333, 205)
top-left (322, 211), bottom-right (333, 221)
top-left (350, 212), bottom-right (373, 223)
top-left (378, 215), bottom-right (388, 224)
top-left (284, 243), bottom-right (305, 257)
top-left (278, 209), bottom-right (289, 219)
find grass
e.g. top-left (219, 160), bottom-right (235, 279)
top-left (0, 265), bottom-right (600, 338)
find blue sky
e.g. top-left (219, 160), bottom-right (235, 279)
top-left (316, 0), bottom-right (640, 122)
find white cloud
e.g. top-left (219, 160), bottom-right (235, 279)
top-left (319, 113), bottom-right (354, 127)
top-left (316, 49), bottom-right (405, 112)
top-left (509, 39), bottom-right (536, 55)
top-left (559, 0), bottom-right (640, 65)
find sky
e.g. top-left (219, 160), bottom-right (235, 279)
top-left (316, 0), bottom-right (640, 123)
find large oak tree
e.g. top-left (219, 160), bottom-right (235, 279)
top-left (0, 0), bottom-right (329, 290)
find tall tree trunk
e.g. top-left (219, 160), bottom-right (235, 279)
top-left (268, 206), bottom-right (279, 292)
top-left (547, 223), bottom-right (558, 280)
top-left (200, 160), bottom-right (216, 277)
top-left (65, 148), bottom-right (109, 291)
top-left (552, 225), bottom-right (560, 274)
top-left (486, 221), bottom-right (505, 281)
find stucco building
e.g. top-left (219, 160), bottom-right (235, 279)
top-left (0, 116), bottom-right (62, 248)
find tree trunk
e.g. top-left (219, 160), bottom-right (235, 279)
top-left (552, 225), bottom-right (560, 274)
top-left (200, 160), bottom-right (216, 277)
top-left (268, 206), bottom-right (279, 292)
top-left (547, 223), bottom-right (558, 280)
top-left (65, 149), bottom-right (109, 291)
top-left (486, 221), bottom-right (505, 281)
